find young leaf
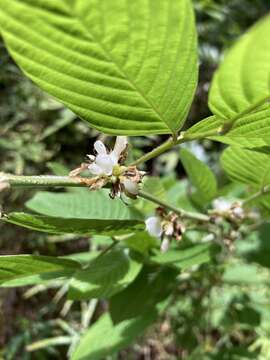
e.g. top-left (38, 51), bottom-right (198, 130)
top-left (209, 15), bottom-right (270, 123)
top-left (0, 255), bottom-right (80, 287)
top-left (179, 148), bottom-right (217, 202)
top-left (187, 107), bottom-right (270, 148)
top-left (0, 0), bottom-right (198, 136)
top-left (109, 266), bottom-right (178, 324)
top-left (3, 212), bottom-right (144, 236)
top-left (221, 147), bottom-right (270, 189)
top-left (71, 312), bottom-right (157, 360)
top-left (150, 243), bottom-right (215, 270)
top-left (68, 250), bottom-right (142, 300)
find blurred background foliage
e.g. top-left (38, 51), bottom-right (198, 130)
top-left (1, 0), bottom-right (270, 359)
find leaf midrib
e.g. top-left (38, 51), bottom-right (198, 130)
top-left (71, 4), bottom-right (172, 134)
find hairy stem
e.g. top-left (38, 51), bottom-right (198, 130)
top-left (130, 129), bottom-right (221, 166)
top-left (138, 190), bottom-right (210, 222)
top-left (0, 173), bottom-right (91, 188)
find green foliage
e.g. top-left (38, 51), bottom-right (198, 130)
top-left (180, 148), bottom-right (217, 202)
top-left (4, 189), bottom-right (145, 235)
top-left (209, 14), bottom-right (270, 122)
top-left (68, 250), bottom-right (142, 300)
top-left (71, 312), bottom-right (158, 360)
top-left (26, 190), bottom-right (142, 220)
top-left (109, 266), bottom-right (177, 324)
top-left (187, 106), bottom-right (270, 148)
top-left (221, 147), bottom-right (270, 189)
top-left (0, 255), bottom-right (80, 287)
top-left (150, 242), bottom-right (216, 270)
top-left (1, 1), bottom-right (270, 359)
top-left (4, 212), bottom-right (144, 236)
top-left (0, 0), bottom-right (198, 136)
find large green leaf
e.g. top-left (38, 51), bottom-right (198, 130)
top-left (0, 255), bottom-right (80, 287)
top-left (109, 266), bottom-right (177, 324)
top-left (0, 0), bottom-right (198, 136)
top-left (186, 107), bottom-right (270, 148)
top-left (68, 250), bottom-right (142, 300)
top-left (179, 148), bottom-right (217, 202)
top-left (26, 190), bottom-right (142, 220)
top-left (3, 212), bottom-right (144, 236)
top-left (221, 147), bottom-right (270, 189)
top-left (71, 311), bottom-right (157, 360)
top-left (3, 190), bottom-right (144, 235)
top-left (209, 15), bottom-right (270, 122)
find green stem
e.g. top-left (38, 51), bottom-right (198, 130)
top-left (242, 185), bottom-right (270, 206)
top-left (138, 190), bottom-right (210, 222)
top-left (130, 129), bottom-right (221, 166)
top-left (0, 173), bottom-right (86, 188)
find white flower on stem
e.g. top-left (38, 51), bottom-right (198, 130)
top-left (122, 178), bottom-right (139, 196)
top-left (213, 198), bottom-right (232, 213)
top-left (145, 216), bottom-right (163, 238)
top-left (88, 136), bottom-right (128, 176)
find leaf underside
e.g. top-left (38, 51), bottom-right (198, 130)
top-left (0, 0), bottom-right (198, 135)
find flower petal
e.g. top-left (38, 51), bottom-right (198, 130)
top-left (94, 140), bottom-right (107, 155)
top-left (95, 154), bottom-right (114, 175)
top-left (123, 179), bottom-right (139, 195)
top-left (145, 216), bottom-right (162, 238)
top-left (110, 136), bottom-right (128, 163)
top-left (114, 136), bottom-right (128, 155)
top-left (88, 163), bottom-right (104, 175)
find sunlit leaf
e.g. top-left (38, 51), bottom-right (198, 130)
top-left (209, 15), bottom-right (270, 123)
top-left (68, 250), bottom-right (142, 300)
top-left (0, 255), bottom-right (80, 287)
top-left (0, 0), bottom-right (198, 135)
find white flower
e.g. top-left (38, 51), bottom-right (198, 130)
top-left (145, 216), bottom-right (163, 238)
top-left (123, 178), bottom-right (139, 195)
top-left (88, 136), bottom-right (127, 176)
top-left (213, 198), bottom-right (232, 213)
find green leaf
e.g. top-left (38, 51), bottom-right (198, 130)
top-left (109, 266), bottom-right (177, 324)
top-left (4, 212), bottom-right (144, 236)
top-left (221, 147), bottom-right (270, 189)
top-left (0, 0), bottom-right (198, 136)
top-left (179, 148), bottom-right (217, 202)
top-left (26, 190), bottom-right (142, 220)
top-left (187, 107), bottom-right (270, 148)
top-left (68, 249), bottom-right (142, 300)
top-left (71, 312), bottom-right (157, 360)
top-left (124, 231), bottom-right (158, 255)
top-left (209, 15), bottom-right (270, 123)
top-left (4, 190), bottom-right (144, 235)
top-left (0, 255), bottom-right (80, 287)
top-left (243, 223), bottom-right (270, 269)
top-left (150, 243), bottom-right (215, 270)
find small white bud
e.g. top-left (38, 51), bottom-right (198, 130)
top-left (123, 179), bottom-right (139, 195)
top-left (145, 216), bottom-right (162, 238)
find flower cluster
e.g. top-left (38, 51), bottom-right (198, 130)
top-left (212, 198), bottom-right (245, 223)
top-left (145, 208), bottom-right (186, 252)
top-left (70, 136), bottom-right (145, 198)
